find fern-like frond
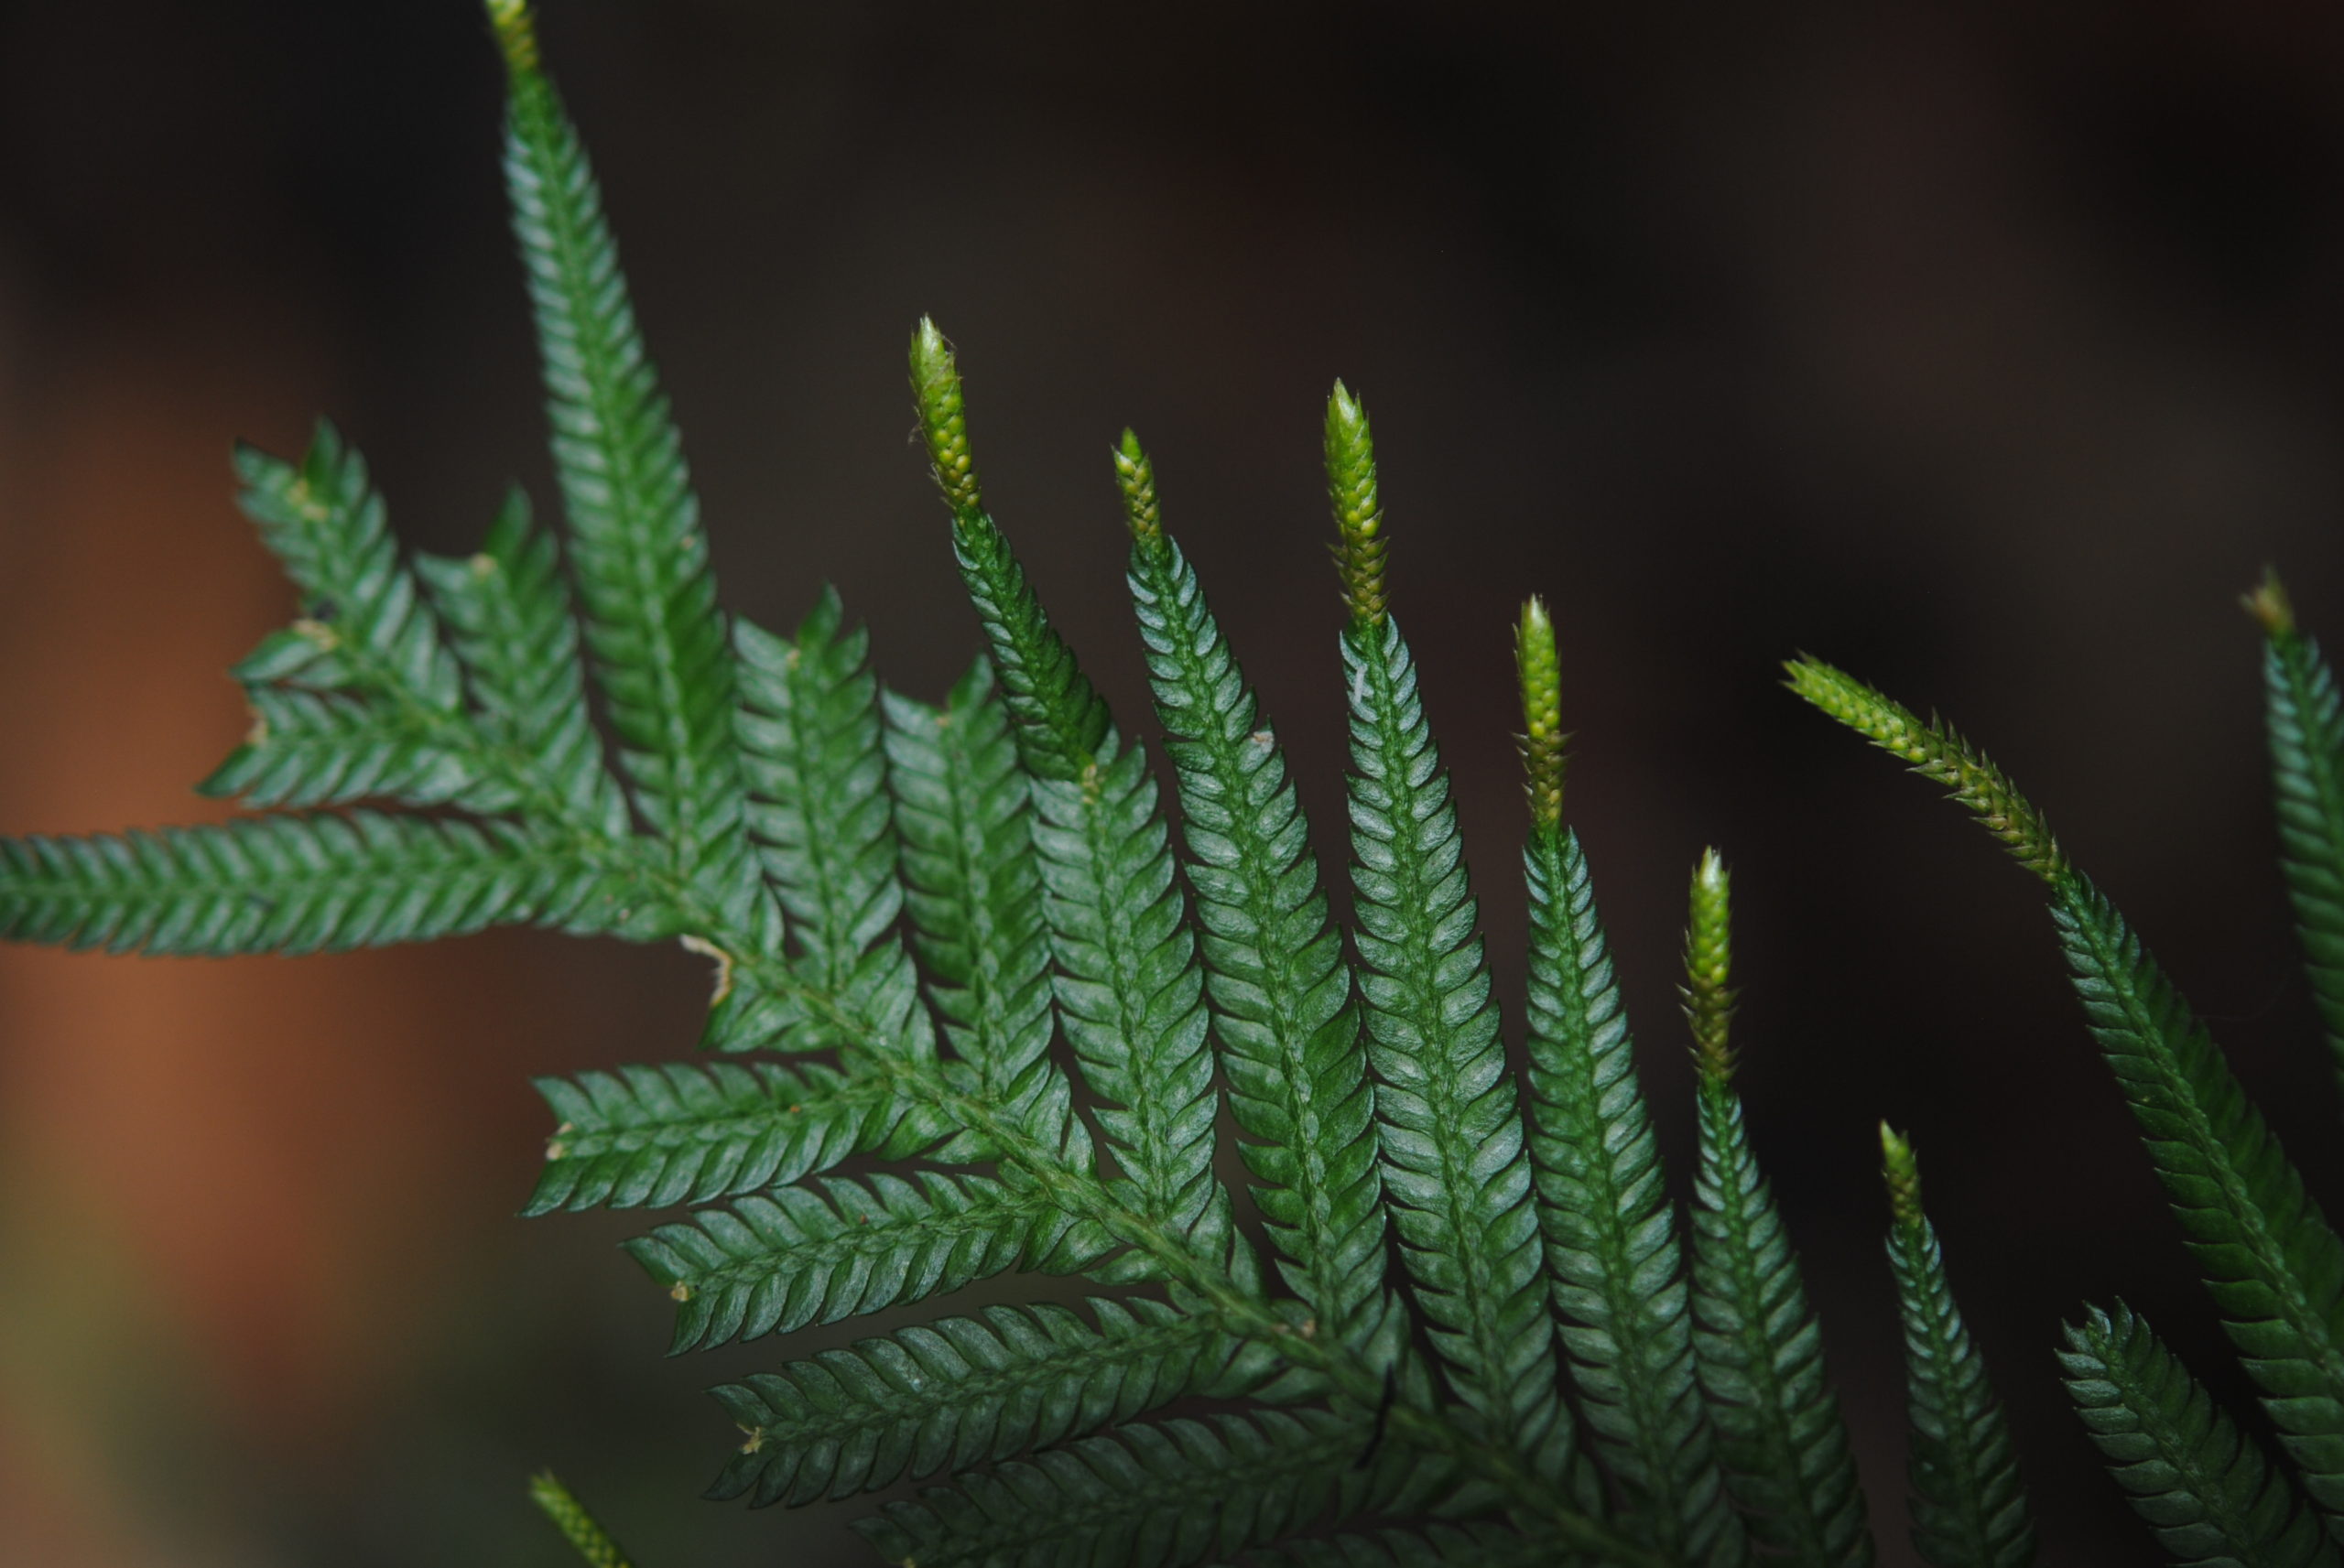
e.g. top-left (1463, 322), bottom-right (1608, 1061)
top-left (1523, 827), bottom-right (1736, 1558)
top-left (2060, 1301), bottom-right (2338, 1568)
top-left (625, 1172), bottom-right (1080, 1354)
top-left (202, 687), bottom-right (480, 809)
top-left (707, 1298), bottom-right (1259, 1507)
top-left (493, 3), bottom-right (761, 908)
top-left (0, 812), bottom-right (591, 956)
top-left (415, 486), bottom-right (630, 837)
top-left (1329, 390), bottom-right (1561, 1466)
top-left (1256, 1522), bottom-right (1554, 1568)
top-left (1120, 430), bottom-right (1391, 1368)
top-left (1880, 1127), bottom-right (2035, 1568)
top-left (2251, 575), bottom-right (2344, 1095)
top-left (1677, 851), bottom-right (1872, 1567)
top-left (855, 1408), bottom-right (1414, 1568)
top-left (2053, 875), bottom-right (2344, 1519)
top-left (528, 1470), bottom-right (635, 1568)
top-left (524, 1061), bottom-right (920, 1215)
top-left (884, 665), bottom-right (1060, 1137)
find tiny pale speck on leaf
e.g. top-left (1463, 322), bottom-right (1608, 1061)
top-left (669, 1281), bottom-right (693, 1303)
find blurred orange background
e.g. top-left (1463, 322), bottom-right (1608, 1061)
top-left (6, 1), bottom-right (2344, 1563)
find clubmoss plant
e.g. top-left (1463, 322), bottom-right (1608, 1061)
top-left (16, 5), bottom-right (2344, 1565)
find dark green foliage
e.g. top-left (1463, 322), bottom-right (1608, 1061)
top-left (2254, 578), bottom-right (2344, 1092)
top-left (2059, 1302), bottom-right (2338, 1568)
top-left (708, 1299), bottom-right (1257, 1506)
top-left (530, 1472), bottom-right (635, 1568)
top-left (1880, 1130), bottom-right (2035, 1568)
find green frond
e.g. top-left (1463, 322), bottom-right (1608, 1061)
top-left (201, 688), bottom-right (481, 810)
top-left (415, 487), bottom-right (630, 838)
top-left (1524, 826), bottom-right (1738, 1561)
top-left (2252, 573), bottom-right (2344, 1095)
top-left (707, 1298), bottom-right (1260, 1507)
top-left (1325, 383), bottom-right (1387, 627)
top-left (624, 1172), bottom-right (1083, 1354)
top-left (1783, 657), bottom-right (2064, 882)
top-left (735, 589), bottom-right (901, 989)
top-left (856, 1408), bottom-right (1413, 1568)
top-left (2052, 875), bottom-right (2344, 1519)
top-left (2060, 1301), bottom-right (2338, 1568)
top-left (1033, 736), bottom-right (1227, 1262)
top-left (495, 14), bottom-right (762, 904)
top-left (1880, 1126), bottom-right (2035, 1568)
top-left (1514, 597), bottom-right (1567, 832)
top-left (1123, 436), bottom-right (1391, 1367)
top-left (1342, 597), bottom-right (1563, 1461)
top-left (524, 1061), bottom-right (922, 1215)
top-left (910, 327), bottom-right (1109, 782)
top-left (0, 812), bottom-right (597, 956)
top-left (883, 665), bottom-right (1071, 1154)
top-left (528, 1470), bottom-right (634, 1568)
top-left (1680, 856), bottom-right (1872, 1567)
top-left (1255, 1522), bottom-right (1554, 1568)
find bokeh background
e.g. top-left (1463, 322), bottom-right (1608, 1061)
top-left (4, 0), bottom-right (2344, 1562)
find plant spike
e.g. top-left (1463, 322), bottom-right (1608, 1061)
top-left (1333, 393), bottom-right (1572, 1478)
top-left (1118, 427), bottom-right (1396, 1377)
top-left (910, 331), bottom-right (1229, 1268)
top-left (490, 0), bottom-right (767, 932)
top-left (1795, 656), bottom-right (2344, 1526)
top-left (1880, 1125), bottom-right (2035, 1568)
top-left (2249, 571), bottom-right (2344, 1098)
top-left (1681, 851), bottom-right (1873, 1568)
top-left (1515, 601), bottom-right (1740, 1556)
top-left (528, 1470), bottom-right (635, 1568)
top-left (2060, 1301), bottom-right (2338, 1568)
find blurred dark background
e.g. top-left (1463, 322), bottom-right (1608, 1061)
top-left (4, 0), bottom-right (2343, 1563)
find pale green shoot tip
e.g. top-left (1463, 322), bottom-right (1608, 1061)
top-left (908, 318), bottom-right (982, 526)
top-left (1879, 1121), bottom-right (1923, 1230)
top-left (1682, 849), bottom-right (1736, 1083)
top-left (528, 1471), bottom-right (635, 1568)
top-left (485, 0), bottom-right (539, 74)
top-left (2244, 568), bottom-right (2295, 639)
top-left (1514, 596), bottom-right (1566, 829)
top-left (1114, 428), bottom-right (1162, 546)
top-left (1323, 380), bottom-right (1386, 626)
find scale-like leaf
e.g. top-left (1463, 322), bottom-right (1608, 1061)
top-left (0, 811), bottom-right (591, 956)
top-left (708, 1298), bottom-right (1257, 1506)
top-left (1119, 432), bottom-right (1392, 1368)
top-left (856, 1408), bottom-right (1406, 1568)
top-left (525, 1060), bottom-right (917, 1214)
top-left (1677, 848), bottom-right (1872, 1567)
top-left (2251, 576), bottom-right (2344, 1095)
top-left (1881, 1127), bottom-right (2035, 1568)
top-left (625, 1171), bottom-right (1079, 1354)
top-left (2060, 1301), bottom-right (2338, 1568)
top-left (1329, 388), bottom-right (1561, 1465)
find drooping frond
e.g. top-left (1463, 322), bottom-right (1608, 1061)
top-left (523, 1060), bottom-right (919, 1215)
top-left (2250, 573), bottom-right (2344, 1095)
top-left (528, 1470), bottom-right (635, 1568)
top-left (1880, 1126), bottom-right (2035, 1568)
top-left (2060, 1301), bottom-right (2338, 1568)
top-left (1121, 428), bottom-right (1391, 1367)
top-left (1524, 828), bottom-right (1735, 1556)
top-left (1681, 853), bottom-right (1872, 1567)
top-left (1332, 389), bottom-right (1563, 1468)
top-left (855, 1408), bottom-right (1418, 1568)
top-left (0, 812), bottom-right (592, 956)
top-left (2052, 875), bottom-right (2344, 1519)
top-left (415, 487), bottom-right (630, 838)
top-left (1783, 657), bottom-right (2064, 883)
top-left (492, 0), bottom-right (762, 908)
top-left (706, 1299), bottom-right (1259, 1507)
top-left (624, 1172), bottom-right (1082, 1354)
top-left (883, 665), bottom-right (1069, 1151)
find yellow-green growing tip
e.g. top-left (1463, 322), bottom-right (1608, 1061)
top-left (1114, 428), bottom-right (1162, 545)
top-left (1682, 849), bottom-right (1735, 1081)
top-left (1514, 596), bottom-right (1566, 829)
top-left (1323, 381), bottom-right (1386, 625)
top-left (1879, 1120), bottom-right (1923, 1227)
top-left (2245, 568), bottom-right (2295, 638)
top-left (528, 1471), bottom-right (634, 1568)
top-left (908, 319), bottom-right (982, 524)
top-left (485, 0), bottom-right (539, 73)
